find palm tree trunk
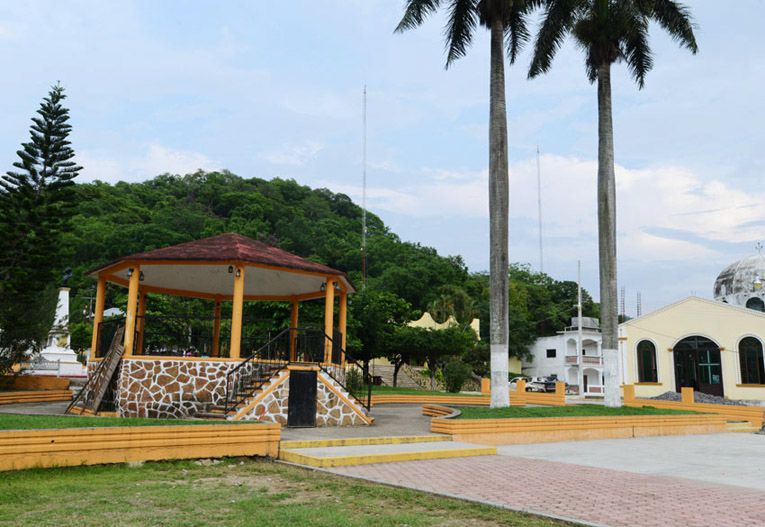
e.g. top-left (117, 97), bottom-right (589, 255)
top-left (597, 64), bottom-right (621, 408)
top-left (488, 17), bottom-right (510, 408)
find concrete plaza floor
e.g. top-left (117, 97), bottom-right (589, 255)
top-left (330, 433), bottom-right (765, 527)
top-left (498, 433), bottom-right (765, 491)
top-left (280, 404), bottom-right (434, 440)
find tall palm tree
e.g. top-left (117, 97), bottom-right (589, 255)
top-left (396, 0), bottom-right (538, 408)
top-left (529, 0), bottom-right (697, 406)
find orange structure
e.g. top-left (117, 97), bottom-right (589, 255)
top-left (72, 233), bottom-right (371, 427)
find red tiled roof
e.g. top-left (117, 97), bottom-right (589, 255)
top-left (90, 232), bottom-right (349, 279)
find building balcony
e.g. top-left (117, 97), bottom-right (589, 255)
top-left (565, 355), bottom-right (603, 366)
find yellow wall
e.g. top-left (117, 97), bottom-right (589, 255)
top-left (620, 296), bottom-right (765, 401)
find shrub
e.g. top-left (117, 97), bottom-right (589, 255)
top-left (345, 367), bottom-right (364, 395)
top-left (443, 359), bottom-right (472, 393)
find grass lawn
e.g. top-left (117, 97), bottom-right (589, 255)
top-left (457, 404), bottom-right (698, 419)
top-left (0, 458), bottom-right (574, 527)
top-left (0, 413), bottom-right (252, 431)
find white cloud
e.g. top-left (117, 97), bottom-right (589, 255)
top-left (333, 154), bottom-right (765, 269)
top-left (77, 144), bottom-right (219, 183)
top-left (260, 141), bottom-right (324, 167)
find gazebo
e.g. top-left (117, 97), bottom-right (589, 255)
top-left (70, 233), bottom-right (372, 427)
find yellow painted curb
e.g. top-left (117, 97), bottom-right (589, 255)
top-left (280, 435), bottom-right (450, 449)
top-left (279, 445), bottom-right (496, 468)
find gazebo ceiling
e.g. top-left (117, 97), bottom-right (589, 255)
top-left (89, 233), bottom-right (354, 299)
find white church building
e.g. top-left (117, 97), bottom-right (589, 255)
top-left (524, 249), bottom-right (765, 401)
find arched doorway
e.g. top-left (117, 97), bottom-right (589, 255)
top-left (673, 336), bottom-right (723, 397)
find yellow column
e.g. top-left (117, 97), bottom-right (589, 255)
top-left (89, 276), bottom-right (106, 361)
top-left (338, 289), bottom-right (347, 365)
top-left (123, 266), bottom-right (141, 357)
top-left (229, 265), bottom-right (245, 360)
top-left (290, 299), bottom-right (299, 362)
top-left (212, 300), bottom-right (222, 357)
top-left (136, 291), bottom-right (147, 355)
top-left (323, 278), bottom-right (335, 364)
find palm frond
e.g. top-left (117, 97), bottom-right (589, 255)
top-left (444, 0), bottom-right (478, 67)
top-left (623, 15), bottom-right (653, 88)
top-left (504, 6), bottom-right (531, 64)
top-left (395, 0), bottom-right (443, 33)
top-left (640, 0), bottom-right (698, 53)
top-left (529, 0), bottom-right (584, 78)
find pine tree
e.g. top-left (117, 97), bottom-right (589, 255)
top-left (0, 84), bottom-right (82, 373)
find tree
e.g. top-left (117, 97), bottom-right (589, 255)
top-left (346, 290), bottom-right (414, 378)
top-left (529, 0), bottom-right (697, 406)
top-left (419, 325), bottom-right (478, 390)
top-left (0, 84), bottom-right (82, 373)
top-left (383, 325), bottom-right (425, 387)
top-left (396, 0), bottom-right (539, 408)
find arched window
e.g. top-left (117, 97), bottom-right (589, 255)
top-left (739, 337), bottom-right (765, 385)
top-left (637, 340), bottom-right (658, 383)
top-left (746, 297), bottom-right (765, 312)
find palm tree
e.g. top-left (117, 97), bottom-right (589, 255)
top-left (529, 0), bottom-right (697, 406)
top-left (396, 0), bottom-right (538, 408)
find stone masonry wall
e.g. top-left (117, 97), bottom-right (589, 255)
top-left (235, 369), bottom-right (369, 426)
top-left (116, 359), bottom-right (247, 419)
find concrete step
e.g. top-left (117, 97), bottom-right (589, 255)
top-left (279, 437), bottom-right (495, 468)
top-left (726, 422), bottom-right (760, 433)
top-left (280, 435), bottom-right (450, 449)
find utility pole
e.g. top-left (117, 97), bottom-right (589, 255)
top-left (536, 145), bottom-right (544, 273)
top-left (361, 85), bottom-right (368, 290)
top-left (577, 260), bottom-right (583, 396)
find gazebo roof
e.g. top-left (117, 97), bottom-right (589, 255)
top-left (90, 233), bottom-right (354, 300)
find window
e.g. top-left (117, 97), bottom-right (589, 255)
top-left (637, 340), bottom-right (658, 383)
top-left (746, 297), bottom-right (765, 312)
top-left (546, 349), bottom-right (556, 358)
top-left (739, 337), bottom-right (765, 385)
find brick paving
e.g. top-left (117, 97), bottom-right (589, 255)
top-left (329, 455), bottom-right (765, 527)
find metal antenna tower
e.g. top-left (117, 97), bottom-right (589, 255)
top-left (536, 145), bottom-right (544, 273)
top-left (636, 291), bottom-right (642, 317)
top-left (361, 85), bottom-right (368, 290)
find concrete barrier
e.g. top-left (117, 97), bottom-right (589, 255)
top-left (0, 422), bottom-right (280, 471)
top-left (623, 385), bottom-right (765, 428)
top-left (371, 382), bottom-right (566, 407)
top-left (430, 411), bottom-right (728, 445)
top-left (0, 375), bottom-right (70, 391)
top-left (0, 390), bottom-right (72, 405)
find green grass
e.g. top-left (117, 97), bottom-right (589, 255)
top-left (457, 404), bottom-right (698, 419)
top-left (0, 458), bottom-right (574, 527)
top-left (0, 413), bottom-right (253, 431)
top-left (357, 385), bottom-right (479, 396)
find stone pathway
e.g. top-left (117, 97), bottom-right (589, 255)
top-left (330, 453), bottom-right (765, 527)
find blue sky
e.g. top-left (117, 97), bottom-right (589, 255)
top-left (1, 1), bottom-right (763, 313)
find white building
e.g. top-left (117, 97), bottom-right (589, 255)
top-left (523, 317), bottom-right (607, 396)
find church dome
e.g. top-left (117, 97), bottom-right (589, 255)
top-left (714, 250), bottom-right (765, 311)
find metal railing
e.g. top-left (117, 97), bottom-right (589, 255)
top-left (94, 318), bottom-right (125, 358)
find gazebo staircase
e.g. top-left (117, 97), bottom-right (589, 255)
top-left (197, 327), bottom-right (372, 423)
top-left (66, 326), bottom-right (125, 415)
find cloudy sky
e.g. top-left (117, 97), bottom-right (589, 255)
top-left (0, 1), bottom-right (762, 313)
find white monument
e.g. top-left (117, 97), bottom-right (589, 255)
top-left (27, 287), bottom-right (87, 377)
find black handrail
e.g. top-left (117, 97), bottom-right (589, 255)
top-left (224, 327), bottom-right (291, 413)
top-left (320, 332), bottom-right (372, 411)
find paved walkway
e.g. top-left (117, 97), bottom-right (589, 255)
top-left (280, 404), bottom-right (433, 440)
top-left (0, 401), bottom-right (69, 415)
top-left (330, 434), bottom-right (765, 527)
